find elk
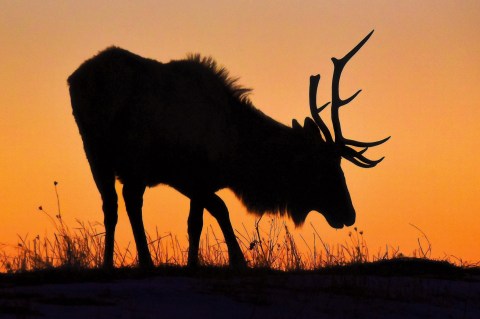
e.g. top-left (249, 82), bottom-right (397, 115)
top-left (68, 30), bottom-right (388, 269)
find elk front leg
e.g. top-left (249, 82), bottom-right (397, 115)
top-left (205, 194), bottom-right (246, 269)
top-left (122, 183), bottom-right (153, 268)
top-left (187, 199), bottom-right (204, 267)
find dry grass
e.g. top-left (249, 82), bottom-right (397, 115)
top-left (0, 182), bottom-right (476, 273)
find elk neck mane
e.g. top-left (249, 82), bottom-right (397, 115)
top-left (186, 54), bottom-right (306, 220)
top-left (225, 105), bottom-right (306, 221)
top-left (185, 53), bottom-right (253, 105)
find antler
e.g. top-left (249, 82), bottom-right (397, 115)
top-left (309, 30), bottom-right (390, 168)
top-left (309, 74), bottom-right (333, 143)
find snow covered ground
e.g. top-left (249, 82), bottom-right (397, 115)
top-left (1, 270), bottom-right (479, 318)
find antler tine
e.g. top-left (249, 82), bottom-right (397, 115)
top-left (343, 146), bottom-right (385, 168)
top-left (309, 75), bottom-right (333, 143)
top-left (345, 156), bottom-right (384, 168)
top-left (344, 136), bottom-right (391, 148)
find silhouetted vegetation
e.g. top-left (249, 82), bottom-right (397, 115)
top-left (1, 183), bottom-right (478, 278)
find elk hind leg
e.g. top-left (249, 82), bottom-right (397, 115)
top-left (122, 182), bottom-right (153, 268)
top-left (88, 162), bottom-right (118, 269)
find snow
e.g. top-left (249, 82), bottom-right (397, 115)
top-left (1, 272), bottom-right (479, 318)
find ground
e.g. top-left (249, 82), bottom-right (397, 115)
top-left (0, 260), bottom-right (479, 319)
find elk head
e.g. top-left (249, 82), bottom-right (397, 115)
top-left (292, 30), bottom-right (390, 228)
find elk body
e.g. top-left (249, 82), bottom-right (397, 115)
top-left (68, 30), bottom-right (388, 268)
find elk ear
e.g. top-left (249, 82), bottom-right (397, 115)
top-left (303, 117), bottom-right (320, 137)
top-left (292, 119), bottom-right (302, 131)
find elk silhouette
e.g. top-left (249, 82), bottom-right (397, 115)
top-left (68, 30), bottom-right (388, 269)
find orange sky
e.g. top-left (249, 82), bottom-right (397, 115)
top-left (1, 1), bottom-right (479, 263)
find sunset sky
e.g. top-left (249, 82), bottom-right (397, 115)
top-left (1, 1), bottom-right (479, 263)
